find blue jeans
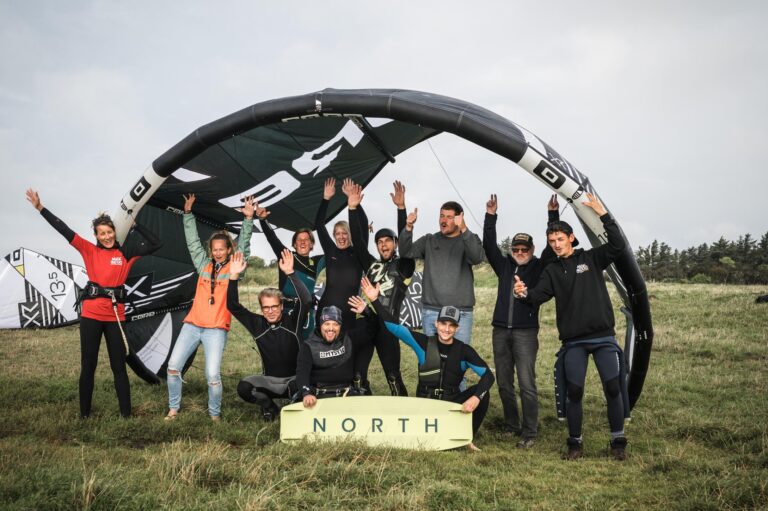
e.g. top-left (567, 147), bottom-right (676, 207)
top-left (167, 323), bottom-right (228, 417)
top-left (422, 307), bottom-right (473, 390)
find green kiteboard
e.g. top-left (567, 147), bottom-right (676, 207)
top-left (280, 396), bottom-right (472, 450)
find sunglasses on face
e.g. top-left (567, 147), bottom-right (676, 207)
top-left (511, 247), bottom-right (530, 254)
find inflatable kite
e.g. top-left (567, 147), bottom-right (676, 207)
top-left (0, 247), bottom-right (88, 328)
top-left (112, 89), bottom-right (653, 408)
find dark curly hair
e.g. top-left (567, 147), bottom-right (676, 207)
top-left (91, 213), bottom-right (116, 234)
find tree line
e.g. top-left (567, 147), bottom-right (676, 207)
top-left (634, 232), bottom-right (768, 284)
top-left (498, 232), bottom-right (768, 284)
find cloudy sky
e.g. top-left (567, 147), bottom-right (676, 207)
top-left (2, 1), bottom-right (766, 265)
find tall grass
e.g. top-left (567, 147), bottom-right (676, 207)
top-left (1, 266), bottom-right (766, 510)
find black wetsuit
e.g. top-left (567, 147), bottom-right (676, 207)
top-left (522, 213), bottom-right (629, 438)
top-left (349, 205), bottom-right (414, 395)
top-left (39, 208), bottom-right (161, 418)
top-left (314, 198), bottom-right (366, 328)
top-left (373, 300), bottom-right (495, 435)
top-left (296, 310), bottom-right (378, 399)
top-left (227, 272), bottom-right (311, 414)
top-left (259, 218), bottom-right (325, 338)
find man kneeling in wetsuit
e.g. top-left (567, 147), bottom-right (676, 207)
top-left (361, 277), bottom-right (494, 451)
top-left (298, 300), bottom-right (379, 408)
top-left (227, 249), bottom-right (310, 421)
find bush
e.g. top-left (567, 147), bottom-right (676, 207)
top-left (690, 273), bottom-right (712, 284)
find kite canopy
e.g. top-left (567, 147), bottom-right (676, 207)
top-left (114, 88), bottom-right (653, 408)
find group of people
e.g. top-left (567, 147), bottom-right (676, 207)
top-left (26, 175), bottom-right (631, 459)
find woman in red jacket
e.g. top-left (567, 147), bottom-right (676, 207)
top-left (26, 189), bottom-right (161, 418)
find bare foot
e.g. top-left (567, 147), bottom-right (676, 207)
top-left (164, 410), bottom-right (178, 421)
top-left (467, 442), bottom-right (481, 452)
top-left (210, 415), bottom-right (221, 422)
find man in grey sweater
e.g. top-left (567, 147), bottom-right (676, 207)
top-left (398, 200), bottom-right (485, 349)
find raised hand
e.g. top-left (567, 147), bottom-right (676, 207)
top-left (323, 178), bottom-right (336, 200)
top-left (238, 195), bottom-right (255, 219)
top-left (455, 212), bottom-right (466, 233)
top-left (513, 275), bottom-right (528, 298)
top-left (406, 207), bottom-right (418, 230)
top-left (26, 189), bottom-right (43, 211)
top-left (360, 277), bottom-right (380, 302)
top-left (347, 295), bottom-right (368, 315)
top-left (548, 194), bottom-right (559, 212)
top-left (278, 248), bottom-right (294, 275)
top-left (254, 201), bottom-right (270, 220)
top-left (486, 194), bottom-right (497, 215)
top-left (582, 193), bottom-right (607, 217)
top-left (183, 193), bottom-right (196, 213)
top-left (341, 178), bottom-right (355, 197)
top-left (390, 180), bottom-right (406, 209)
top-left (347, 182), bottom-right (364, 209)
top-left (229, 251), bottom-right (247, 278)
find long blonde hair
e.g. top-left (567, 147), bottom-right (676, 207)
top-left (333, 221), bottom-right (352, 246)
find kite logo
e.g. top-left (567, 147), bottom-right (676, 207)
top-left (571, 187), bottom-right (584, 201)
top-left (218, 119), bottom-right (366, 210)
top-left (110, 257), bottom-right (124, 266)
top-left (533, 161), bottom-right (566, 189)
top-left (576, 264), bottom-right (590, 274)
top-left (130, 177), bottom-right (151, 202)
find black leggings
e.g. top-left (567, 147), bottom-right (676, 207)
top-left (446, 386), bottom-right (490, 436)
top-left (355, 329), bottom-right (408, 396)
top-left (563, 344), bottom-right (624, 437)
top-left (79, 317), bottom-right (131, 417)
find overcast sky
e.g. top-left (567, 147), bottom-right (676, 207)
top-left (2, 1), bottom-right (766, 265)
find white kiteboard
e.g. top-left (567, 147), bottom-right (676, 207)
top-left (280, 396), bottom-right (472, 451)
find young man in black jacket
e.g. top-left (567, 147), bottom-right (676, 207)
top-left (483, 194), bottom-right (559, 447)
top-left (514, 193), bottom-right (630, 461)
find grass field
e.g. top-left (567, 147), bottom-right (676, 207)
top-left (1, 264), bottom-right (767, 510)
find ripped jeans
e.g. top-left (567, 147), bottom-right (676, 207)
top-left (167, 323), bottom-right (228, 417)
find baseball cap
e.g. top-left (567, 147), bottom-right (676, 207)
top-left (437, 306), bottom-right (460, 325)
top-left (511, 233), bottom-right (533, 248)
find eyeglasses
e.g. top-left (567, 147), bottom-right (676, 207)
top-left (511, 247), bottom-right (530, 254)
top-left (261, 305), bottom-right (282, 312)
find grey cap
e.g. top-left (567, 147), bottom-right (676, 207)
top-left (437, 305), bottom-right (460, 325)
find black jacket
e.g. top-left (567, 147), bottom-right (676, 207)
top-left (523, 213), bottom-right (626, 342)
top-left (483, 210), bottom-right (558, 329)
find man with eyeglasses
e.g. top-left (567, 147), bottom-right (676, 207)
top-left (482, 194), bottom-right (560, 448)
top-left (226, 249), bottom-right (311, 422)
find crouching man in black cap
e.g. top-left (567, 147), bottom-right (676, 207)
top-left (361, 277), bottom-right (494, 451)
top-left (298, 299), bottom-right (379, 408)
top-left (513, 193), bottom-right (631, 461)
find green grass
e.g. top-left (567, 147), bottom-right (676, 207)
top-left (1, 266), bottom-right (767, 510)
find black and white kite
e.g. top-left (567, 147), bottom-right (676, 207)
top-left (0, 248), bottom-right (88, 329)
top-left (111, 89), bottom-right (653, 408)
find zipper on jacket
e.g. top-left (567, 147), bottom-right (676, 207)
top-left (507, 266), bottom-right (518, 328)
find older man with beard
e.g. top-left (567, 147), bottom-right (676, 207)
top-left (483, 194), bottom-right (560, 448)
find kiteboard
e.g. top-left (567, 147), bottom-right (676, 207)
top-left (280, 396), bottom-right (472, 450)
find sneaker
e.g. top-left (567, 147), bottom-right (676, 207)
top-left (609, 437), bottom-right (628, 461)
top-left (502, 425), bottom-right (522, 436)
top-left (517, 438), bottom-right (536, 449)
top-left (563, 438), bottom-right (583, 460)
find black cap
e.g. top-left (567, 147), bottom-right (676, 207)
top-left (511, 233), bottom-right (533, 248)
top-left (546, 221), bottom-right (579, 247)
top-left (374, 228), bottom-right (398, 242)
